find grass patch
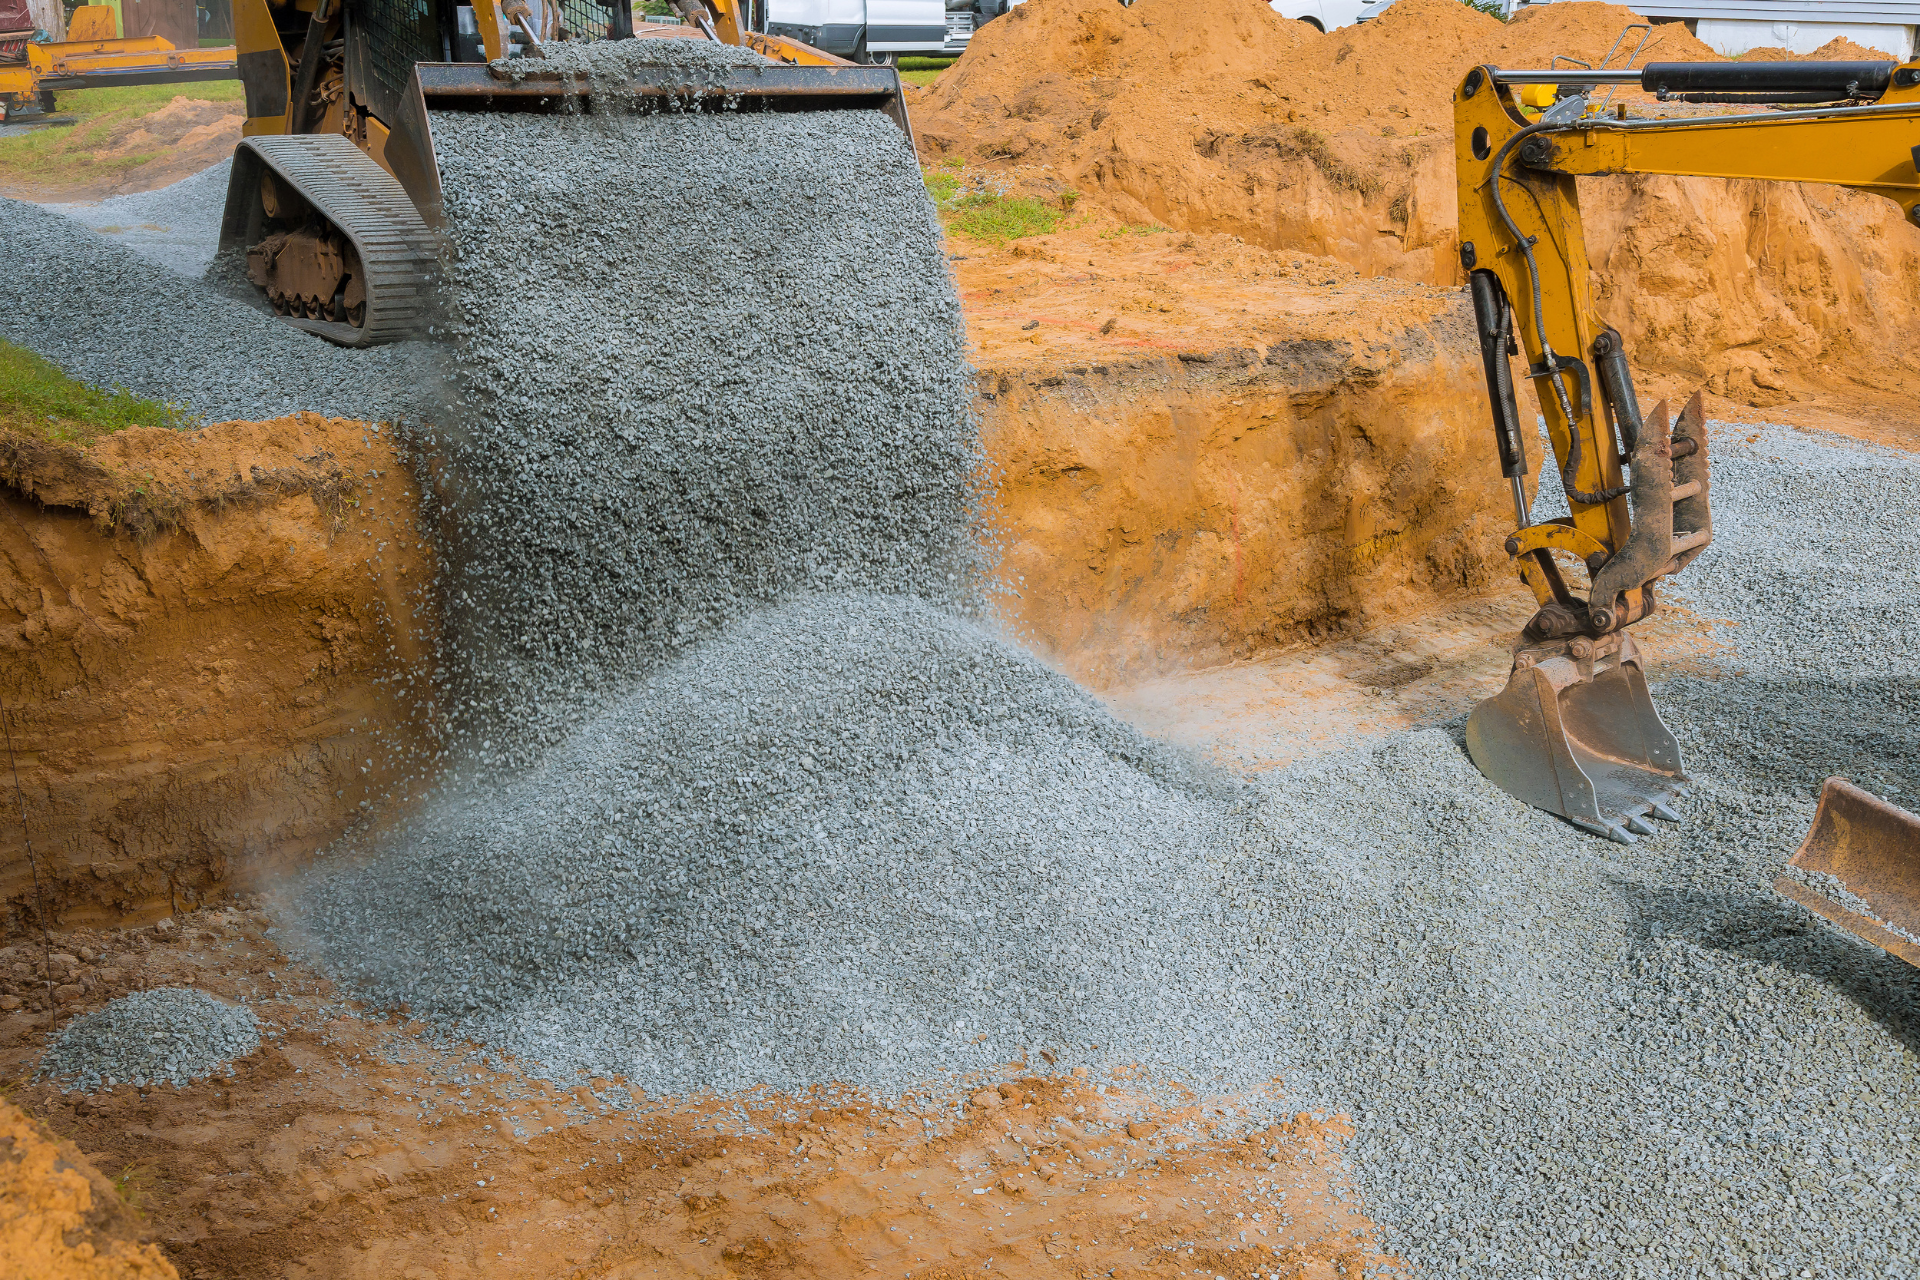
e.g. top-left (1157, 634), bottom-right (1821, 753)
top-left (1100, 222), bottom-right (1167, 238)
top-left (0, 80), bottom-right (244, 189)
top-left (0, 338), bottom-right (184, 446)
top-left (947, 192), bottom-right (1062, 242)
top-left (899, 55), bottom-right (956, 86)
top-left (923, 168), bottom-right (962, 205)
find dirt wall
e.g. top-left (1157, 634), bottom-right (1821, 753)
top-left (0, 416), bottom-right (436, 940)
top-left (964, 230), bottom-right (1511, 685)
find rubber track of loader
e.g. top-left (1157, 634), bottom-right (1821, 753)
top-left (237, 134), bottom-right (438, 348)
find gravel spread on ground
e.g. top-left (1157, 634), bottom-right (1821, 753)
top-left (0, 194), bottom-right (431, 424)
top-left (38, 987), bottom-right (260, 1092)
top-left (46, 159), bottom-right (229, 279)
top-left (417, 101), bottom-right (978, 765)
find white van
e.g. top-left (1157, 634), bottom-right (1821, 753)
top-left (767, 0), bottom-right (947, 61)
top-left (1268, 0), bottom-right (1370, 31)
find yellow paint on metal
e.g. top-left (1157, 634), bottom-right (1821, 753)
top-left (234, 0), bottom-right (289, 136)
top-left (65, 6), bottom-right (117, 39)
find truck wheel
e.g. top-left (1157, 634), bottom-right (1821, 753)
top-left (855, 42), bottom-right (896, 65)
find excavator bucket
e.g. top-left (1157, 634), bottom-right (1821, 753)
top-left (1465, 629), bottom-right (1687, 843)
top-left (1775, 778), bottom-right (1920, 966)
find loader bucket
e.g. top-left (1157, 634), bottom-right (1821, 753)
top-left (1465, 630), bottom-right (1688, 843)
top-left (1775, 777), bottom-right (1920, 967)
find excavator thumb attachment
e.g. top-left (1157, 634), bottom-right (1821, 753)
top-left (1465, 630), bottom-right (1687, 843)
top-left (1775, 778), bottom-right (1920, 966)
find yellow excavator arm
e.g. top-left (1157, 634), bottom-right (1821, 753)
top-left (1454, 58), bottom-right (1920, 956)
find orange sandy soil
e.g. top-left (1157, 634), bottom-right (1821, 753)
top-left (0, 906), bottom-right (1397, 1280)
top-left (962, 221), bottom-right (1517, 684)
top-left (917, 0), bottom-right (1920, 438)
top-left (0, 1092), bottom-right (180, 1278)
top-left (0, 415), bottom-right (438, 930)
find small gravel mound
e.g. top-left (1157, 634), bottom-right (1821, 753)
top-left (38, 988), bottom-right (260, 1092)
top-left (295, 592), bottom-right (1249, 1093)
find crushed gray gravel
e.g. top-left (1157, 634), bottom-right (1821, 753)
top-left (417, 99), bottom-right (977, 763)
top-left (492, 34), bottom-right (773, 77)
top-left (295, 591), bottom-right (1248, 1092)
top-left (0, 193), bottom-right (431, 424)
top-left (37, 987), bottom-right (260, 1092)
top-left (307, 416), bottom-right (1920, 1279)
top-left (46, 160), bottom-right (230, 278)
top-left (1245, 420), bottom-right (1920, 1279)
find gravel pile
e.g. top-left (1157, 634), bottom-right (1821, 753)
top-left (308, 418), bottom-right (1920, 1278)
top-left (296, 592), bottom-right (1249, 1091)
top-left (0, 195), bottom-right (430, 423)
top-left (38, 988), bottom-right (260, 1092)
top-left (46, 160), bottom-right (230, 278)
top-left (418, 97), bottom-right (977, 764)
top-left (1241, 421), bottom-right (1920, 1279)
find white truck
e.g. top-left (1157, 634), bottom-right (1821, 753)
top-left (1508, 0), bottom-right (1916, 61)
top-left (766, 0), bottom-right (948, 61)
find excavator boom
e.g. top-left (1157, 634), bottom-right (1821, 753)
top-left (1454, 57), bottom-right (1920, 958)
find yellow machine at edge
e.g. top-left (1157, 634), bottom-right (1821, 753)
top-left (1452, 56), bottom-right (1920, 960)
top-left (0, 5), bottom-right (237, 123)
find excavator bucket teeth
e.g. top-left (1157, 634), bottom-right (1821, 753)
top-left (1465, 633), bottom-right (1687, 843)
top-left (1775, 778), bottom-right (1920, 966)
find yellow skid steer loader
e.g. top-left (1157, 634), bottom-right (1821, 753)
top-left (1453, 57), bottom-right (1920, 959)
top-left (224, 0), bottom-right (909, 344)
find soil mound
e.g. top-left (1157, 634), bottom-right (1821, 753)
top-left (0, 1096), bottom-right (178, 1278)
top-left (919, 0), bottom-right (1920, 421)
top-left (917, 0), bottom-right (1720, 172)
top-left (1742, 36), bottom-right (1901, 61)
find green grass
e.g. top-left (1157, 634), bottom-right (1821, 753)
top-left (0, 80), bottom-right (244, 189)
top-left (923, 168), bottom-right (962, 205)
top-left (899, 55), bottom-right (955, 86)
top-left (948, 192), bottom-right (1063, 242)
top-left (0, 338), bottom-right (184, 446)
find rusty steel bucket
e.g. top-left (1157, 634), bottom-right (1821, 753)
top-left (1465, 628), bottom-right (1689, 843)
top-left (1775, 778), bottom-right (1920, 966)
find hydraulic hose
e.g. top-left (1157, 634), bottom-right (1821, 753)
top-left (1485, 121), bottom-right (1629, 509)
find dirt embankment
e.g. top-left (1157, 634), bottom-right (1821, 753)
top-left (0, 904), bottom-right (1391, 1280)
top-left (0, 415), bottom-right (437, 938)
top-left (966, 226), bottom-right (1508, 684)
top-left (0, 1091), bottom-right (179, 1279)
top-left (916, 0), bottom-right (1920, 426)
